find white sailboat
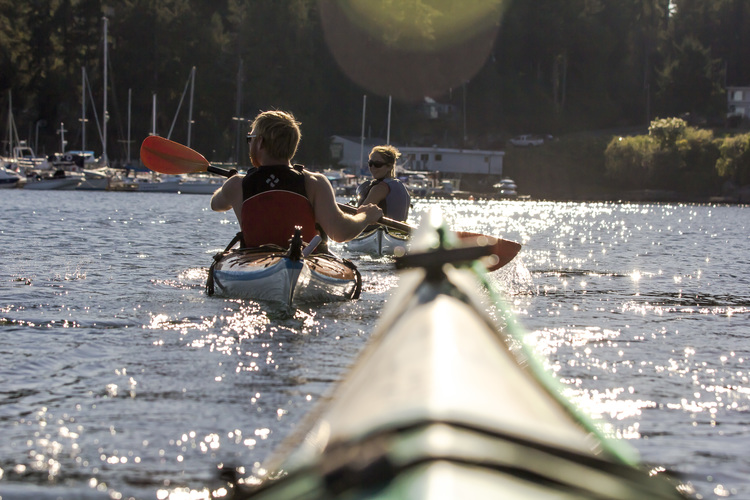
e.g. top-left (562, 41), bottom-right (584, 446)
top-left (2, 92), bottom-right (50, 174)
top-left (0, 165), bottom-right (23, 188)
top-left (22, 171), bottom-right (81, 190)
top-left (134, 68), bottom-right (198, 193)
top-left (71, 17), bottom-right (115, 190)
top-left (132, 173), bottom-right (182, 192)
top-left (177, 173), bottom-right (223, 194)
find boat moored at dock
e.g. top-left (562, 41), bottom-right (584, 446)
top-left (0, 165), bottom-right (23, 188)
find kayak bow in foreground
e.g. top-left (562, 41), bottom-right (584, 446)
top-left (230, 211), bottom-right (691, 499)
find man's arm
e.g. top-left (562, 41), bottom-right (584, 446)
top-left (210, 174), bottom-right (244, 221)
top-left (305, 172), bottom-right (382, 242)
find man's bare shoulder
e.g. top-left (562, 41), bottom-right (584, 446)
top-left (226, 173), bottom-right (245, 186)
top-left (211, 174), bottom-right (245, 211)
top-left (303, 170), bottom-right (331, 191)
top-left (303, 170), bottom-right (327, 182)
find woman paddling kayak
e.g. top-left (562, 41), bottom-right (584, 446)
top-left (355, 144), bottom-right (411, 226)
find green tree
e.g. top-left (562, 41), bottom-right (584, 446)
top-left (648, 116), bottom-right (687, 147)
top-left (716, 134), bottom-right (750, 185)
top-left (675, 127), bottom-right (721, 194)
top-left (655, 36), bottom-right (725, 119)
top-left (605, 135), bottom-right (658, 189)
top-left (671, 0), bottom-right (750, 86)
top-left (606, 118), bottom-right (720, 193)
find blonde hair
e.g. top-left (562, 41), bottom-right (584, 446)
top-left (250, 110), bottom-right (301, 160)
top-left (370, 145), bottom-right (401, 166)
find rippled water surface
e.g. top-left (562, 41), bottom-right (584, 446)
top-left (1, 190), bottom-right (748, 499)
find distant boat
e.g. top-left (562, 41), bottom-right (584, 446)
top-left (0, 165), bottom-right (23, 188)
top-left (2, 93), bottom-right (50, 173)
top-left (78, 168), bottom-right (113, 191)
top-left (132, 174), bottom-right (182, 192)
top-left (48, 152), bottom-right (85, 171)
top-left (321, 169), bottom-right (358, 196)
top-left (493, 178), bottom-right (518, 198)
top-left (46, 151), bottom-right (115, 190)
top-left (5, 140), bottom-right (82, 190)
top-left (177, 174), bottom-right (223, 194)
top-left (5, 142), bottom-right (50, 173)
top-left (22, 169), bottom-right (81, 190)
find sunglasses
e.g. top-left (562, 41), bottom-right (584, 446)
top-left (368, 160), bottom-right (389, 168)
top-left (246, 133), bottom-right (258, 144)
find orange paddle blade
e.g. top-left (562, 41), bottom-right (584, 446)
top-left (456, 231), bottom-right (522, 272)
top-left (338, 204), bottom-right (521, 271)
top-left (140, 136), bottom-right (210, 175)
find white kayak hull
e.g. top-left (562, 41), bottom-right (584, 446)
top-left (344, 226), bottom-right (409, 256)
top-left (209, 246), bottom-right (361, 310)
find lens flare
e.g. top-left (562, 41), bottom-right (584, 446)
top-left (320, 0), bottom-right (509, 101)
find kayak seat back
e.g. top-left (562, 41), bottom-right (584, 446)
top-left (240, 190), bottom-right (319, 248)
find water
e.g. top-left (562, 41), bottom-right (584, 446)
top-left (0, 190), bottom-right (748, 499)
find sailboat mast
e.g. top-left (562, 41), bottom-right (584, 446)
top-left (58, 122), bottom-right (67, 152)
top-left (359, 95), bottom-right (366, 174)
top-left (386, 95), bottom-right (392, 145)
top-left (187, 66), bottom-right (195, 148)
top-left (151, 94), bottom-right (157, 135)
top-left (81, 67), bottom-right (86, 151)
top-left (233, 59), bottom-right (243, 166)
top-left (102, 16), bottom-right (108, 164)
top-left (127, 88), bottom-right (132, 164)
top-left (5, 91), bottom-right (10, 157)
top-left (7, 91), bottom-right (21, 156)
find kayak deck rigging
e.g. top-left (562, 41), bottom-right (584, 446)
top-left (207, 228), bottom-right (361, 311)
top-left (228, 212), bottom-right (690, 499)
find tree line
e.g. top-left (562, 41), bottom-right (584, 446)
top-left (1, 0), bottom-right (748, 168)
top-left (605, 118), bottom-right (750, 194)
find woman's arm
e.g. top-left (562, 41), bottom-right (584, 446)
top-left (361, 181), bottom-right (390, 206)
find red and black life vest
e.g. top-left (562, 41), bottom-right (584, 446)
top-left (240, 165), bottom-right (319, 248)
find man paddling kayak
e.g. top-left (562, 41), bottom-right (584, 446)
top-left (210, 110), bottom-right (383, 248)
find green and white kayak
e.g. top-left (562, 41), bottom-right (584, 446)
top-left (343, 226), bottom-right (410, 256)
top-left (233, 211), bottom-right (689, 499)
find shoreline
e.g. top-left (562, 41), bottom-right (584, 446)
top-left (6, 183), bottom-right (750, 206)
top-left (414, 188), bottom-right (750, 205)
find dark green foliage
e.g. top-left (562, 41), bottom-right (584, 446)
top-left (605, 118), bottom-right (735, 195)
top-left (676, 128), bottom-right (722, 194)
top-left (0, 0), bottom-right (748, 167)
top-left (648, 117), bottom-right (687, 148)
top-left (504, 134), bottom-right (612, 199)
top-left (655, 37), bottom-right (725, 119)
top-left (605, 135), bottom-right (658, 190)
top-left (717, 134), bottom-right (750, 185)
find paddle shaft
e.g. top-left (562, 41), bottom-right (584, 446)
top-left (207, 165), bottom-right (237, 177)
top-left (140, 135), bottom-right (522, 270)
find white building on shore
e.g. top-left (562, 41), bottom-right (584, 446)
top-left (329, 135), bottom-right (505, 181)
top-left (727, 86), bottom-right (750, 123)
